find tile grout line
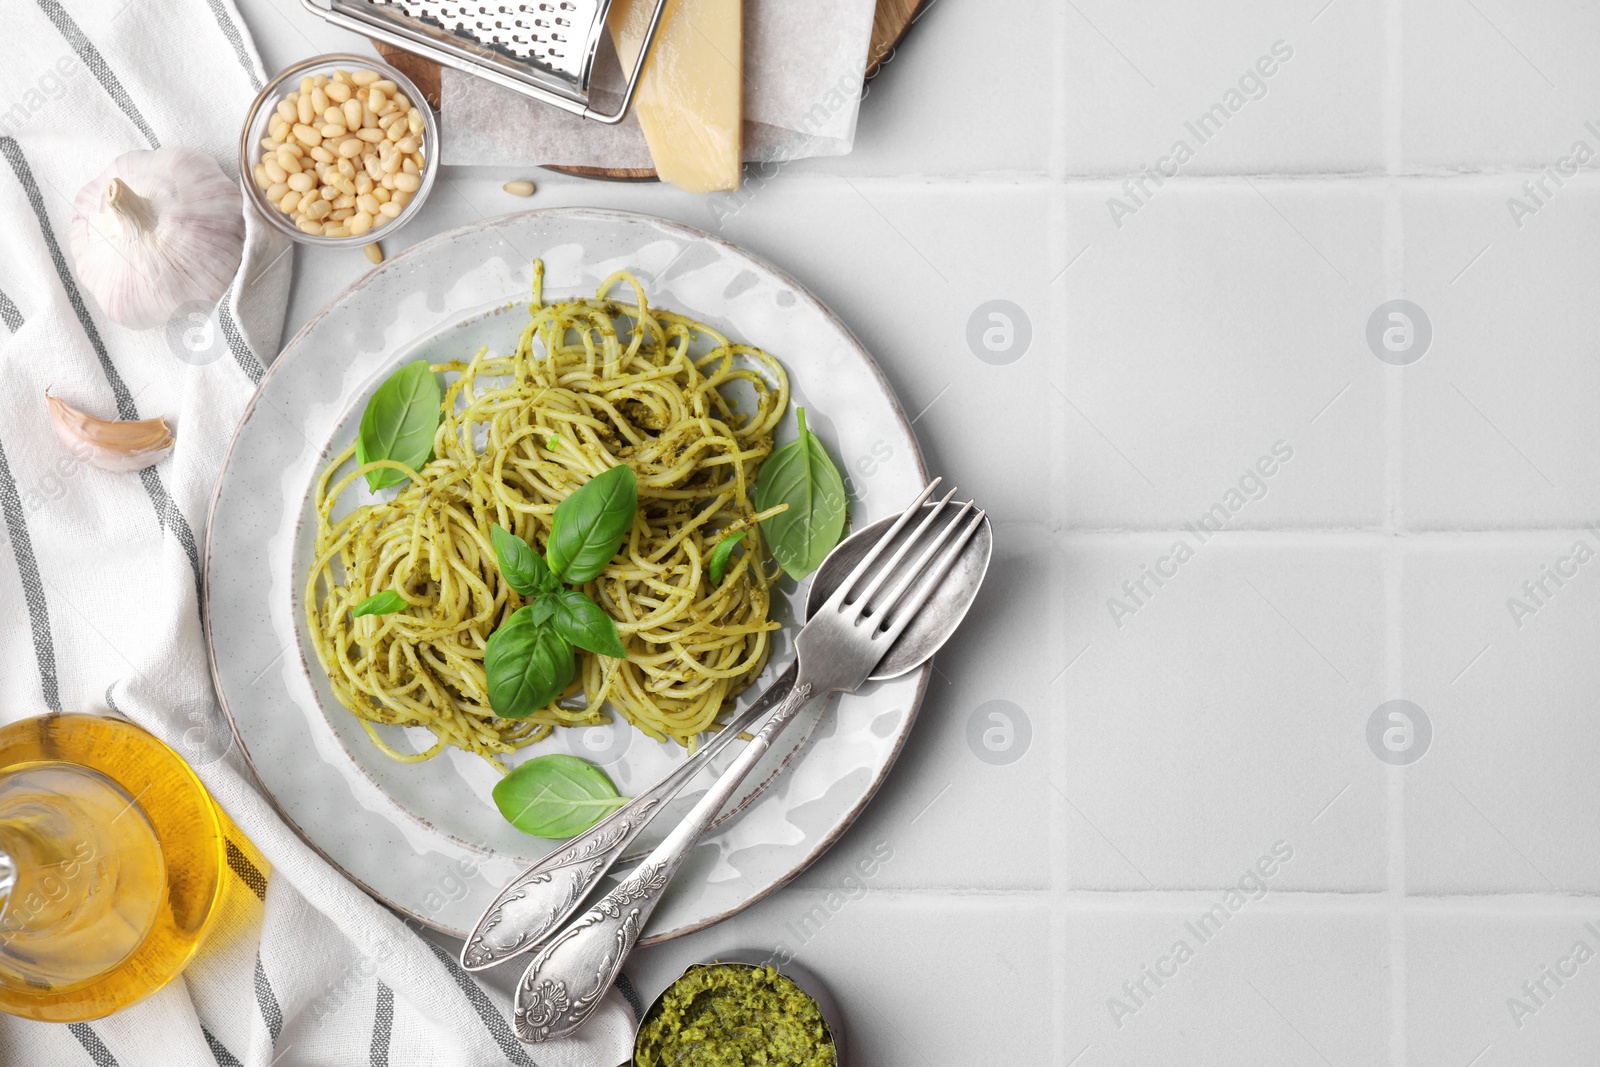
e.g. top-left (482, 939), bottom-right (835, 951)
top-left (1048, 6), bottom-right (1072, 1064)
top-left (1384, 1), bottom-right (1408, 1065)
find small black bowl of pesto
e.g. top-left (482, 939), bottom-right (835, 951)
top-left (634, 958), bottom-right (842, 1067)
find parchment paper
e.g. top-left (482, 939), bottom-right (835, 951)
top-left (441, 0), bottom-right (878, 167)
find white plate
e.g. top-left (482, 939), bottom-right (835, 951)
top-left (204, 209), bottom-right (928, 942)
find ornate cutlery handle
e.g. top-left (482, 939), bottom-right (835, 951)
top-left (461, 662), bottom-right (800, 970)
top-left (512, 677), bottom-right (819, 1042)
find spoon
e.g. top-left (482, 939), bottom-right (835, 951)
top-left (510, 485), bottom-right (989, 1041)
top-left (461, 486), bottom-right (992, 972)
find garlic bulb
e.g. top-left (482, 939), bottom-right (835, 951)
top-left (69, 148), bottom-right (245, 331)
top-left (46, 393), bottom-right (175, 472)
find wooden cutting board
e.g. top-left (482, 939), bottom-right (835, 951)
top-left (374, 0), bottom-right (925, 181)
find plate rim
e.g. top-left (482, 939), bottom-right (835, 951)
top-left (202, 206), bottom-right (931, 943)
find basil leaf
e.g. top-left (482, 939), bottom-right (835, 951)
top-left (707, 530), bottom-right (746, 586)
top-left (546, 465), bottom-right (638, 585)
top-left (357, 360), bottom-right (442, 491)
top-left (491, 524), bottom-right (557, 597)
top-left (526, 595), bottom-right (557, 627)
top-left (549, 589), bottom-right (627, 659)
top-left (352, 590), bottom-right (409, 618)
top-left (752, 408), bottom-right (848, 580)
top-left (485, 607), bottom-right (575, 718)
top-left (492, 753), bottom-right (630, 839)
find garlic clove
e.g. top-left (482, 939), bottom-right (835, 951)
top-left (69, 147), bottom-right (246, 332)
top-left (46, 393), bottom-right (175, 472)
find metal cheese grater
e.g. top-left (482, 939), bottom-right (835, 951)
top-left (299, 0), bottom-right (670, 123)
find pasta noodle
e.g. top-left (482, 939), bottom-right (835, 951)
top-left (304, 262), bottom-right (790, 770)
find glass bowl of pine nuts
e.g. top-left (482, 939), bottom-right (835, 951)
top-left (240, 54), bottom-right (438, 248)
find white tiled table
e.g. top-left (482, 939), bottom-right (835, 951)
top-left (237, 1), bottom-right (1600, 1062)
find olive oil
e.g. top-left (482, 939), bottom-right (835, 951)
top-left (0, 713), bottom-right (247, 1022)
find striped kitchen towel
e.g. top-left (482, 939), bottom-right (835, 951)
top-left (0, 3), bottom-right (635, 1065)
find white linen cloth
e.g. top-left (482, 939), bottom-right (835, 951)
top-left (0, 3), bottom-right (635, 1065)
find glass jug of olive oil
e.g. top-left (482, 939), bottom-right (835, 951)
top-left (0, 713), bottom-right (242, 1022)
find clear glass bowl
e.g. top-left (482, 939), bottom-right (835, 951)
top-left (238, 53), bottom-right (439, 248)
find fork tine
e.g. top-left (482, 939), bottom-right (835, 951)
top-left (844, 485), bottom-right (959, 616)
top-left (819, 479), bottom-right (942, 613)
top-left (874, 506), bottom-right (986, 644)
top-left (866, 497), bottom-right (973, 621)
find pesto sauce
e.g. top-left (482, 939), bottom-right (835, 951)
top-left (635, 963), bottom-right (838, 1067)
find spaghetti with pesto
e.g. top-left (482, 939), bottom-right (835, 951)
top-left (304, 263), bottom-right (790, 769)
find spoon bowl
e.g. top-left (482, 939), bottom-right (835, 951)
top-left (806, 502), bottom-right (993, 681)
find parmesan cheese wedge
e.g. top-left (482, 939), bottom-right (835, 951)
top-left (608, 0), bottom-right (742, 193)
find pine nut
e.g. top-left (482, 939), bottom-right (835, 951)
top-left (364, 242), bottom-right (383, 264)
top-left (257, 67), bottom-right (424, 239)
top-left (503, 179), bottom-right (536, 197)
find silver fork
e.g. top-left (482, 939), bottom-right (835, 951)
top-left (509, 484), bottom-right (987, 1042)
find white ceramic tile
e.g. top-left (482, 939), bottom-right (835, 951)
top-left (1059, 536), bottom-right (1388, 891)
top-left (1402, 541), bottom-right (1600, 894)
top-left (708, 178), bottom-right (1069, 527)
top-left (235, 0), bottom-right (374, 75)
top-left (1403, 0), bottom-right (1600, 170)
top-left (785, 0), bottom-right (1060, 178)
top-left (1061, 0), bottom-right (1386, 177)
top-left (791, 523), bottom-right (1063, 891)
top-left (1399, 176), bottom-right (1600, 528)
top-left (1060, 904), bottom-right (1389, 1065)
top-left (1060, 180), bottom-right (1387, 529)
top-left (627, 892), bottom-right (1053, 1067)
top-left (1408, 909), bottom-right (1600, 1067)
